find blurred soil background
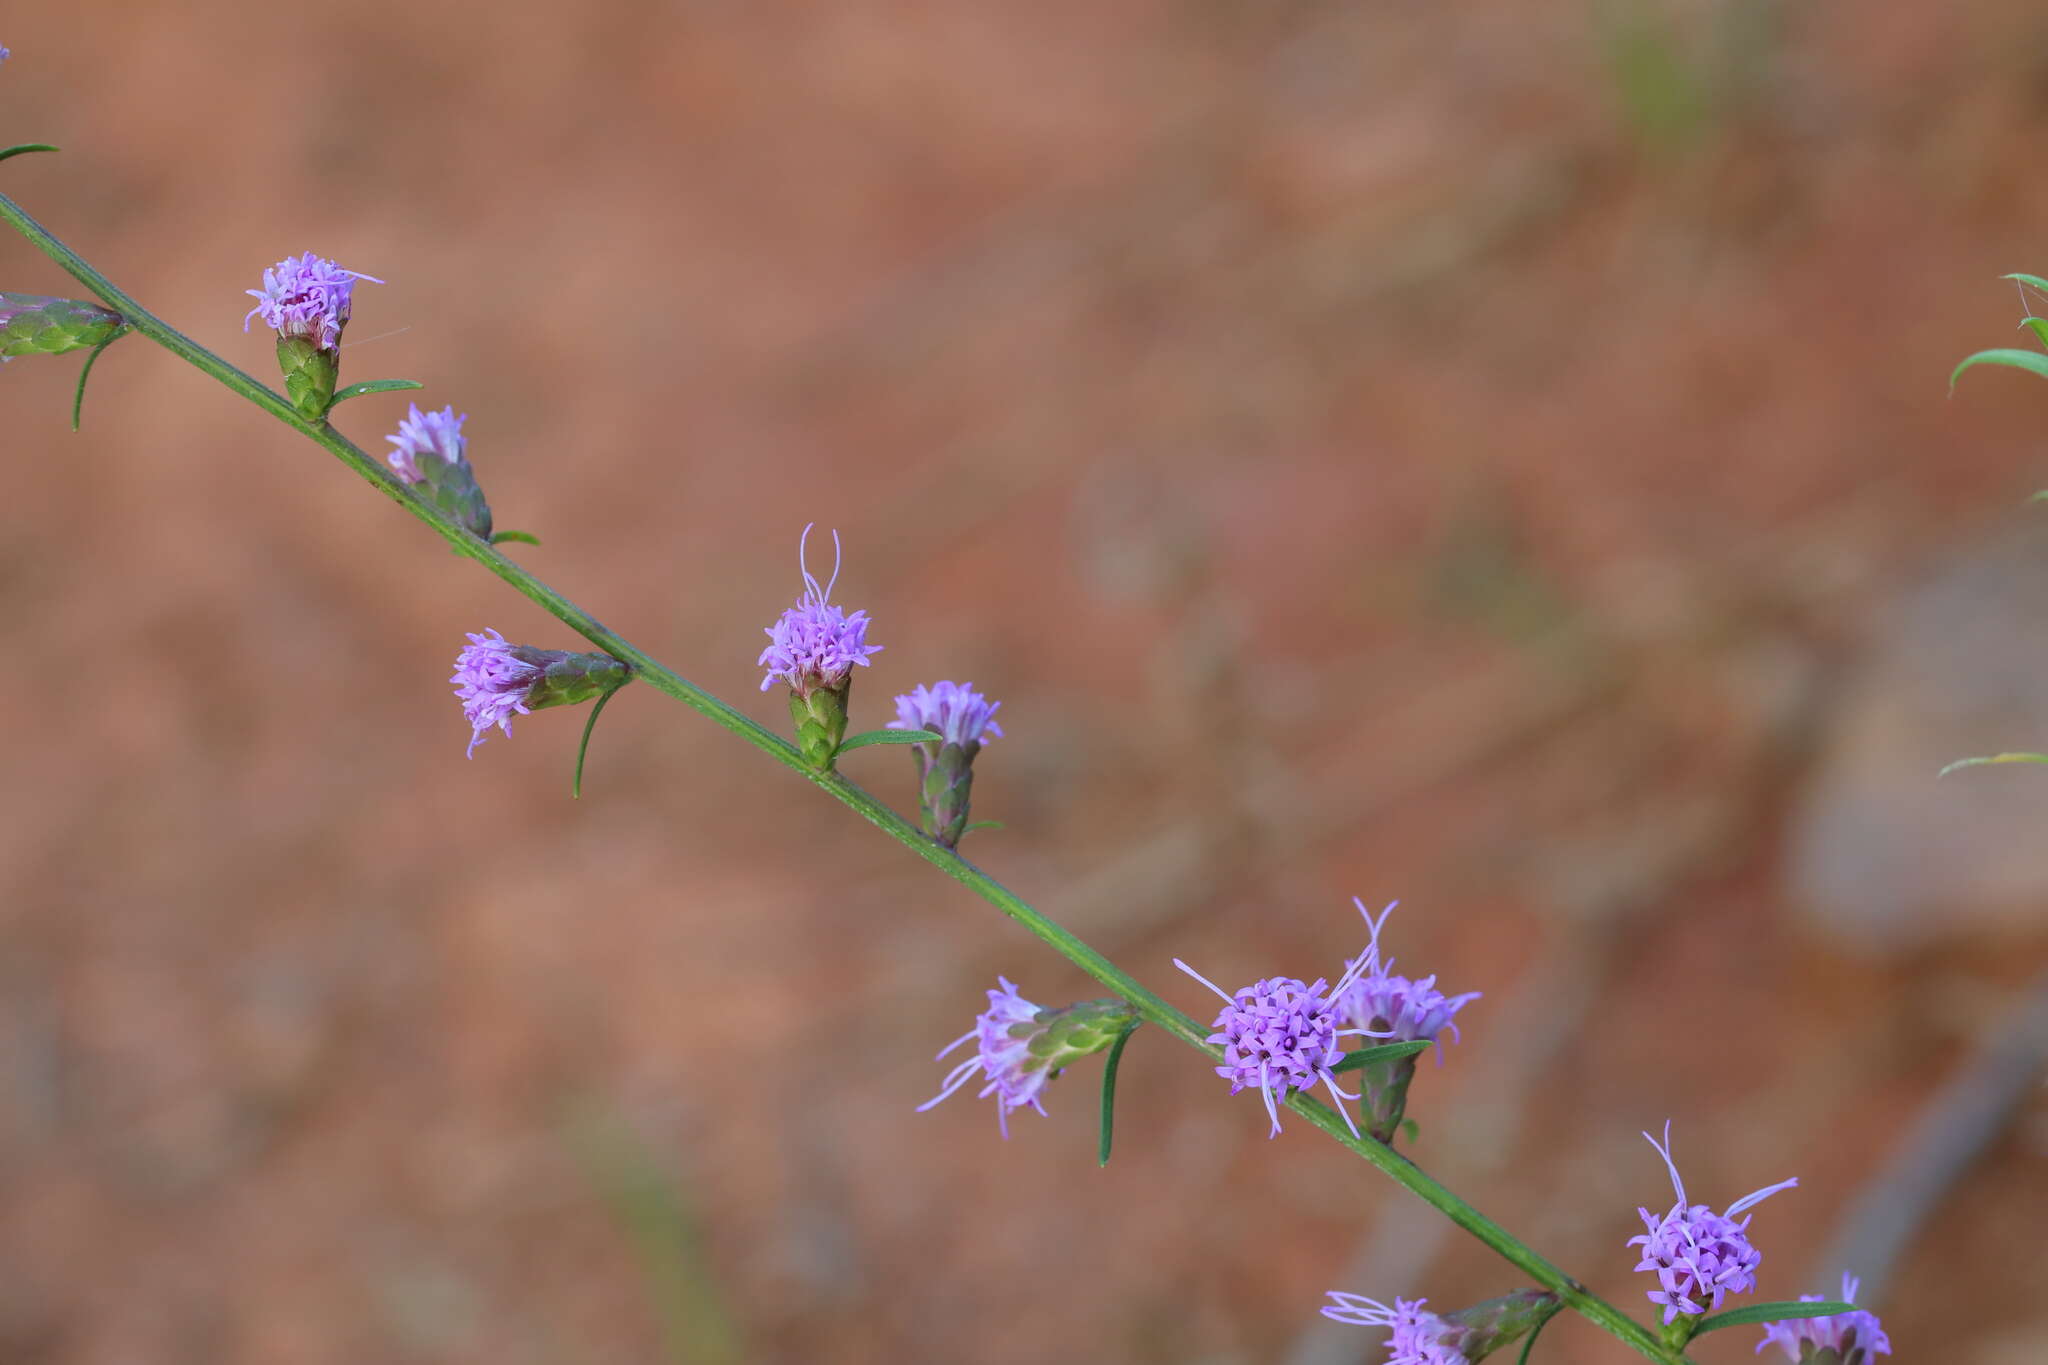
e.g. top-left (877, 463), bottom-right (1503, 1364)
top-left (5, 2), bottom-right (2048, 1362)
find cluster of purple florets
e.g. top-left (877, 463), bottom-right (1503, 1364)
top-left (1321, 1296), bottom-right (1466, 1365)
top-left (1339, 899), bottom-right (1481, 1057)
top-left (889, 680), bottom-right (1002, 747)
top-left (385, 403), bottom-right (469, 485)
top-left (1759, 1275), bottom-right (1892, 1363)
top-left (916, 978), bottom-right (1051, 1138)
top-left (243, 252), bottom-right (379, 351)
top-left (450, 629), bottom-right (539, 757)
top-left (757, 525), bottom-right (882, 697)
top-left (1628, 1122), bottom-right (1798, 1322)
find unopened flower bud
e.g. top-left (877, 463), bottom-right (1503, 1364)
top-left (243, 252), bottom-right (380, 420)
top-left (888, 680), bottom-right (1001, 847)
top-left (450, 629), bottom-right (629, 757)
top-left (386, 404), bottom-right (492, 538)
top-left (0, 292), bottom-right (125, 360)
top-left (918, 978), bottom-right (1137, 1137)
top-left (757, 524), bottom-right (881, 770)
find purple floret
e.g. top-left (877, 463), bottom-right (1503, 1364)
top-left (243, 252), bottom-right (381, 351)
top-left (917, 977), bottom-right (1052, 1138)
top-left (1338, 900), bottom-right (1481, 1061)
top-left (1628, 1122), bottom-right (1798, 1324)
top-left (1175, 946), bottom-right (1383, 1140)
top-left (386, 404), bottom-right (469, 484)
top-left (451, 628), bottom-right (540, 757)
top-left (888, 680), bottom-right (1002, 747)
top-left (758, 524), bottom-right (881, 696)
top-left (1757, 1274), bottom-right (1891, 1363)
top-left (1321, 1295), bottom-right (1467, 1365)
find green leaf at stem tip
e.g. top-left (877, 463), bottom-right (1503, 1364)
top-left (1692, 1301), bottom-right (1853, 1337)
top-left (834, 728), bottom-right (940, 753)
top-left (329, 377), bottom-right (424, 406)
top-left (1097, 1019), bottom-right (1142, 1167)
top-left (0, 144), bottom-right (61, 164)
top-left (1951, 347), bottom-right (2048, 390)
top-left (70, 329), bottom-right (125, 432)
top-left (2001, 272), bottom-right (2048, 292)
top-left (491, 530), bottom-right (542, 547)
top-left (2024, 317), bottom-right (2048, 351)
top-left (571, 686), bottom-right (624, 799)
top-left (1329, 1040), bottom-right (1433, 1074)
top-left (1938, 752), bottom-right (2048, 776)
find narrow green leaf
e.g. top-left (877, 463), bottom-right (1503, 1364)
top-left (1514, 1305), bottom-right (1560, 1365)
top-left (329, 377), bottom-right (424, 406)
top-left (572, 686), bottom-right (623, 799)
top-left (0, 144), bottom-right (60, 164)
top-left (2001, 272), bottom-right (2048, 292)
top-left (1399, 1117), bottom-right (1420, 1144)
top-left (961, 820), bottom-right (1005, 834)
top-left (1938, 752), bottom-right (2048, 777)
top-left (491, 529), bottom-right (542, 547)
top-left (2029, 490), bottom-right (2048, 504)
top-left (1330, 1040), bottom-right (1433, 1074)
top-left (1693, 1301), bottom-right (1852, 1336)
top-left (1951, 347), bottom-right (2048, 391)
top-left (2023, 317), bottom-right (2048, 351)
top-left (835, 728), bottom-right (939, 753)
top-left (1097, 1019), bottom-right (1142, 1167)
top-left (70, 328), bottom-right (125, 432)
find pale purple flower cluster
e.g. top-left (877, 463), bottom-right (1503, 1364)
top-left (1629, 1122), bottom-right (1798, 1323)
top-left (888, 681), bottom-right (1002, 747)
top-left (758, 524), bottom-right (881, 697)
top-left (917, 977), bottom-right (1050, 1138)
top-left (1176, 948), bottom-right (1379, 1139)
top-left (385, 403), bottom-right (468, 485)
top-left (1758, 1275), bottom-right (1890, 1363)
top-left (1321, 1295), bottom-right (1466, 1365)
top-left (1, 46), bottom-right (11, 64)
top-left (450, 628), bottom-right (540, 758)
top-left (242, 252), bottom-right (380, 351)
top-left (1338, 900), bottom-right (1481, 1059)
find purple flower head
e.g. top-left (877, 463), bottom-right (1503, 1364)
top-left (1, 46), bottom-right (11, 63)
top-left (758, 523), bottom-right (882, 698)
top-left (917, 978), bottom-right (1051, 1138)
top-left (888, 680), bottom-right (1002, 747)
top-left (243, 252), bottom-right (381, 352)
top-left (1321, 1295), bottom-right (1467, 1365)
top-left (451, 628), bottom-right (541, 758)
top-left (1338, 900), bottom-right (1482, 1061)
top-left (1175, 945), bottom-right (1383, 1139)
top-left (1628, 1122), bottom-right (1798, 1324)
top-left (385, 404), bottom-right (469, 485)
top-left (1757, 1275), bottom-right (1891, 1364)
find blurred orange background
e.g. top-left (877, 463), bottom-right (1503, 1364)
top-left (4, 3), bottom-right (2048, 1362)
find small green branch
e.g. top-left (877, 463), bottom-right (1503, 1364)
top-left (0, 189), bottom-right (1683, 1365)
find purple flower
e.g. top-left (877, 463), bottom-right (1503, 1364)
top-left (917, 978), bottom-right (1053, 1138)
top-left (243, 252), bottom-right (381, 351)
top-left (1757, 1274), bottom-right (1891, 1364)
top-left (1338, 900), bottom-right (1481, 1060)
top-left (1321, 1295), bottom-right (1467, 1365)
top-left (451, 628), bottom-right (541, 757)
top-left (386, 404), bottom-right (469, 485)
top-left (1629, 1122), bottom-right (1798, 1324)
top-left (0, 46), bottom-right (11, 63)
top-left (1175, 946), bottom-right (1382, 1139)
top-left (758, 523), bottom-right (881, 697)
top-left (888, 681), bottom-right (1003, 747)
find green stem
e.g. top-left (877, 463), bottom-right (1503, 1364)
top-left (0, 190), bottom-right (1682, 1365)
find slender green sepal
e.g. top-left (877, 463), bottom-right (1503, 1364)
top-left (276, 334), bottom-right (338, 420)
top-left (1938, 751), bottom-right (2048, 776)
top-left (836, 727), bottom-right (940, 753)
top-left (490, 529), bottom-right (542, 547)
top-left (329, 377), bottom-right (423, 406)
top-left (1097, 1018), bottom-right (1141, 1167)
top-left (0, 144), bottom-right (60, 164)
top-left (1693, 1301), bottom-right (1854, 1338)
top-left (1330, 1040), bottom-right (1433, 1074)
top-left (69, 327), bottom-right (125, 431)
top-left (1951, 346), bottom-right (2048, 390)
top-left (572, 685), bottom-right (624, 800)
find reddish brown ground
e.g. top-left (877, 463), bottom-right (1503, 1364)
top-left (4, 4), bottom-right (2047, 1363)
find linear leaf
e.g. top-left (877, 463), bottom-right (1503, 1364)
top-left (1693, 1301), bottom-right (1852, 1336)
top-left (1951, 347), bottom-right (2048, 390)
top-left (0, 144), bottom-right (60, 164)
top-left (491, 529), bottom-right (542, 547)
top-left (2023, 317), bottom-right (2048, 351)
top-left (836, 728), bottom-right (939, 753)
top-left (1938, 752), bottom-right (2048, 777)
top-left (330, 377), bottom-right (423, 406)
top-left (1330, 1040), bottom-right (1433, 1074)
top-left (2001, 272), bottom-right (2048, 292)
top-left (1097, 1020), bottom-right (1142, 1166)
